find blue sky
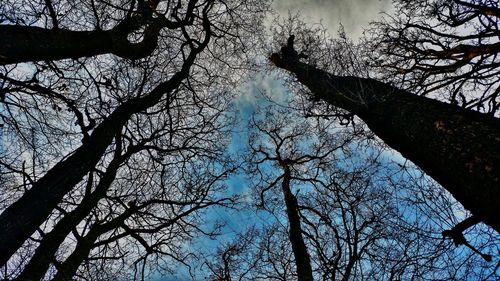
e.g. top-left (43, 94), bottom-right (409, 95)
top-left (2, 1), bottom-right (494, 279)
top-left (155, 66), bottom-right (499, 279)
top-left (154, 74), bottom-right (291, 280)
top-left (149, 0), bottom-right (500, 269)
top-left (74, 1), bottom-right (500, 278)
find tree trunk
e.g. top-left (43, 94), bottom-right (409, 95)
top-left (0, 60), bottom-right (194, 266)
top-left (271, 44), bottom-right (500, 233)
top-left (0, 18), bottom-right (161, 65)
top-left (15, 150), bottom-right (128, 281)
top-left (281, 165), bottom-right (314, 281)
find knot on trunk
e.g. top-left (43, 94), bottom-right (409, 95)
top-left (270, 35), bottom-right (308, 67)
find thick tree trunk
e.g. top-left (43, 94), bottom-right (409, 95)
top-left (0, 111), bottom-right (124, 267)
top-left (271, 44), bottom-right (500, 233)
top-left (0, 61), bottom-right (193, 266)
top-left (0, 18), bottom-right (161, 65)
top-left (281, 165), bottom-right (314, 281)
top-left (0, 0), bottom-right (201, 65)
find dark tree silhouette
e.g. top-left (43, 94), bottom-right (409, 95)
top-left (0, 0), bottom-right (268, 277)
top-left (197, 90), bottom-right (497, 280)
top-left (0, 28), bottom-right (209, 266)
top-left (248, 119), bottom-right (318, 281)
top-left (246, 100), bottom-right (352, 281)
top-left (269, 32), bottom-right (500, 233)
top-left (2, 0), bottom-right (498, 279)
top-left (0, 0), bottom-right (197, 65)
top-left (370, 0), bottom-right (500, 114)
top-left (203, 228), bottom-right (263, 281)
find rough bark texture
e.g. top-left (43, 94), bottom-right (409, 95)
top-left (271, 39), bottom-right (500, 233)
top-left (281, 164), bottom-right (314, 281)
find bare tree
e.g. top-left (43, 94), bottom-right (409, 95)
top-left (0, 0), bottom-right (196, 64)
top-left (243, 92), bottom-right (370, 280)
top-left (269, 19), bottom-right (500, 233)
top-left (0, 0), bottom-right (269, 276)
top-left (0, 23), bottom-right (209, 266)
top-left (370, 0), bottom-right (500, 114)
top-left (203, 228), bottom-right (263, 281)
top-left (9, 112), bottom-right (234, 280)
top-left (201, 225), bottom-right (298, 281)
top-left (229, 89), bottom-right (497, 280)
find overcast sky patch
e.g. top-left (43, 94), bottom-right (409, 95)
top-left (272, 0), bottom-right (393, 39)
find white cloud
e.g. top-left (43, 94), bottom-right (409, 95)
top-left (236, 74), bottom-right (288, 111)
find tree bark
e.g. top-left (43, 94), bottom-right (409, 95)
top-left (271, 41), bottom-right (500, 233)
top-left (0, 47), bottom-right (201, 266)
top-left (281, 165), bottom-right (314, 281)
top-left (0, 0), bottom-right (201, 65)
top-left (0, 18), bottom-right (162, 65)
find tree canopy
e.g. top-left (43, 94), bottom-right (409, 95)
top-left (269, 0), bottom-right (500, 234)
top-left (0, 0), bottom-right (498, 280)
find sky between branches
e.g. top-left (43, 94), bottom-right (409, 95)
top-left (174, 1), bottom-right (401, 277)
top-left (273, 0), bottom-right (393, 39)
